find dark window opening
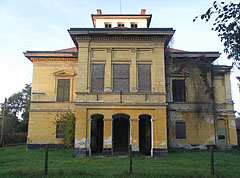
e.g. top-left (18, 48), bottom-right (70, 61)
top-left (138, 64), bottom-right (151, 92)
top-left (91, 64), bottom-right (105, 92)
top-left (56, 121), bottom-right (65, 138)
top-left (131, 23), bottom-right (138, 28)
top-left (90, 114), bottom-right (104, 155)
top-left (113, 64), bottom-right (129, 92)
top-left (172, 80), bottom-right (186, 102)
top-left (175, 121), bottom-right (186, 139)
top-left (105, 23), bottom-right (112, 28)
top-left (118, 23), bottom-right (125, 27)
top-left (57, 79), bottom-right (70, 102)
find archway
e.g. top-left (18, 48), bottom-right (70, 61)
top-left (112, 113), bottom-right (130, 153)
top-left (139, 114), bottom-right (151, 155)
top-left (90, 114), bottom-right (104, 155)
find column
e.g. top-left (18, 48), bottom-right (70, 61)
top-left (130, 118), bottom-right (139, 155)
top-left (103, 118), bottom-right (113, 156)
top-left (104, 48), bottom-right (112, 92)
top-left (74, 107), bottom-right (88, 157)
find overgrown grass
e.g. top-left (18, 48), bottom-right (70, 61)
top-left (0, 145), bottom-right (239, 177)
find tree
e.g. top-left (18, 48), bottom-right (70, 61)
top-left (54, 111), bottom-right (75, 148)
top-left (0, 84), bottom-right (31, 144)
top-left (193, 1), bottom-right (240, 67)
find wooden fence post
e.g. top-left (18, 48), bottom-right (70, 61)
top-left (210, 146), bottom-right (214, 176)
top-left (45, 144), bottom-right (48, 175)
top-left (129, 144), bottom-right (132, 175)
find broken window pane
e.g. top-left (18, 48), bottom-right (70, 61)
top-left (175, 121), bottom-right (186, 139)
top-left (172, 80), bottom-right (186, 102)
top-left (57, 79), bottom-right (70, 102)
top-left (138, 64), bottom-right (151, 92)
top-left (91, 64), bottom-right (105, 92)
top-left (113, 64), bottom-right (129, 92)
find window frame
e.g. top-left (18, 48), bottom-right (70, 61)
top-left (131, 23), bottom-right (138, 28)
top-left (171, 79), bottom-right (186, 102)
top-left (175, 120), bottom-right (186, 139)
top-left (117, 23), bottom-right (125, 27)
top-left (112, 64), bottom-right (130, 93)
top-left (53, 70), bottom-right (75, 102)
top-left (91, 63), bottom-right (105, 92)
top-left (104, 23), bottom-right (112, 28)
top-left (56, 121), bottom-right (65, 138)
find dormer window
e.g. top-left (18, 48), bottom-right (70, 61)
top-left (105, 23), bottom-right (112, 28)
top-left (118, 23), bottom-right (125, 27)
top-left (131, 23), bottom-right (138, 28)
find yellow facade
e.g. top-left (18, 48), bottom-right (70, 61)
top-left (24, 10), bottom-right (238, 157)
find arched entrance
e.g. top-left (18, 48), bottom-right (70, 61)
top-left (90, 114), bottom-right (104, 155)
top-left (139, 114), bottom-right (152, 156)
top-left (112, 113), bottom-right (130, 154)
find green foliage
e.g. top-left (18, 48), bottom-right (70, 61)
top-left (194, 1), bottom-right (240, 66)
top-left (1, 145), bottom-right (240, 177)
top-left (0, 84), bottom-right (31, 145)
top-left (55, 111), bottom-right (75, 148)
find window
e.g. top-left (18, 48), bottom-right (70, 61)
top-left (105, 23), bottom-right (112, 28)
top-left (138, 64), bottom-right (151, 92)
top-left (57, 79), bottom-right (70, 102)
top-left (113, 64), bottom-right (129, 92)
top-left (56, 121), bottom-right (65, 138)
top-left (118, 23), bottom-right (125, 27)
top-left (172, 80), bottom-right (186, 102)
top-left (131, 23), bottom-right (138, 28)
top-left (91, 64), bottom-right (105, 92)
top-left (175, 121), bottom-right (186, 139)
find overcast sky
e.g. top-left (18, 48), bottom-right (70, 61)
top-left (0, 0), bottom-right (239, 112)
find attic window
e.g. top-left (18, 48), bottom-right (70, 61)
top-left (105, 23), bottom-right (112, 28)
top-left (118, 23), bottom-right (125, 27)
top-left (131, 23), bottom-right (138, 28)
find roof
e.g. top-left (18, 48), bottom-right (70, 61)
top-left (68, 28), bottom-right (175, 48)
top-left (91, 14), bottom-right (152, 28)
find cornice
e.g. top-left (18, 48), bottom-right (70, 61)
top-left (76, 36), bottom-right (167, 41)
top-left (31, 57), bottom-right (78, 62)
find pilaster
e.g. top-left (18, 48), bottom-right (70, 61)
top-left (104, 48), bottom-right (112, 92)
top-left (103, 118), bottom-right (113, 156)
top-left (130, 118), bottom-right (139, 153)
top-left (130, 48), bottom-right (137, 92)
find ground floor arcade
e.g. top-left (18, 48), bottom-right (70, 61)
top-left (74, 106), bottom-right (168, 157)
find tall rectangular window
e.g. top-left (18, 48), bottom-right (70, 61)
top-left (91, 64), bottom-right (105, 92)
top-left (57, 79), bottom-right (70, 102)
top-left (56, 121), bottom-right (65, 138)
top-left (138, 64), bottom-right (151, 92)
top-left (113, 64), bottom-right (129, 92)
top-left (172, 80), bottom-right (186, 102)
top-left (175, 121), bottom-right (186, 139)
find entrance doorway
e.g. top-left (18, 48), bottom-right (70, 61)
top-left (139, 114), bottom-right (151, 155)
top-left (112, 113), bottom-right (130, 153)
top-left (90, 114), bottom-right (103, 155)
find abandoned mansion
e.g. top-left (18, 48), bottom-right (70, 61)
top-left (24, 9), bottom-right (238, 157)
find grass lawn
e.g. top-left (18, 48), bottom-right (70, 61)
top-left (0, 145), bottom-right (239, 178)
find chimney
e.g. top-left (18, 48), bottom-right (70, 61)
top-left (97, 9), bottom-right (102, 15)
top-left (141, 9), bottom-right (146, 15)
